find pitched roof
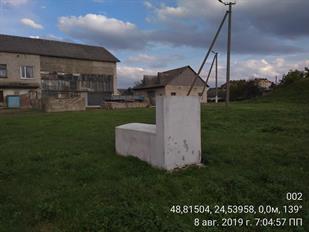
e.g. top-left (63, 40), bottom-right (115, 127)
top-left (0, 34), bottom-right (119, 63)
top-left (134, 65), bottom-right (207, 90)
top-left (158, 66), bottom-right (190, 85)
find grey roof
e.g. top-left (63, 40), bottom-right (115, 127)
top-left (134, 65), bottom-right (207, 90)
top-left (0, 34), bottom-right (119, 62)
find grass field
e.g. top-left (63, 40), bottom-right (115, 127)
top-left (0, 80), bottom-right (308, 231)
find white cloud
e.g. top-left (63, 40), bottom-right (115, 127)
top-left (29, 35), bottom-right (39, 39)
top-left (157, 5), bottom-right (187, 20)
top-left (147, 0), bottom-right (221, 22)
top-left (20, 18), bottom-right (43, 29)
top-left (58, 14), bottom-right (147, 49)
top-left (29, 34), bottom-right (64, 41)
top-left (233, 58), bottom-right (309, 80)
top-left (203, 57), bottom-right (309, 87)
top-left (117, 65), bottom-right (159, 88)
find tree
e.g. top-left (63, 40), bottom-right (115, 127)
top-left (280, 67), bottom-right (308, 86)
top-left (229, 79), bottom-right (262, 100)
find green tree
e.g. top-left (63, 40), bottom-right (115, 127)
top-left (280, 67), bottom-right (308, 86)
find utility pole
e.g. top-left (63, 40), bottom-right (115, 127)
top-left (212, 51), bottom-right (218, 103)
top-left (187, 11), bottom-right (228, 96)
top-left (201, 53), bottom-right (217, 96)
top-left (218, 0), bottom-right (236, 106)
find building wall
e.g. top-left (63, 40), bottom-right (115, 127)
top-left (257, 80), bottom-right (272, 89)
top-left (165, 85), bottom-right (207, 103)
top-left (134, 67), bottom-right (208, 105)
top-left (42, 95), bottom-right (85, 112)
top-left (134, 87), bottom-right (165, 105)
top-left (134, 85), bottom-right (207, 104)
top-left (40, 56), bottom-right (117, 94)
top-left (0, 52), bottom-right (118, 109)
top-left (0, 52), bottom-right (41, 85)
top-left (0, 52), bottom-right (41, 107)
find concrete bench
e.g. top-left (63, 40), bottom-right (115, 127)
top-left (115, 96), bottom-right (201, 170)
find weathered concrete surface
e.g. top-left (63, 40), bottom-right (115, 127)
top-left (40, 56), bottom-right (117, 95)
top-left (156, 96), bottom-right (201, 170)
top-left (102, 101), bottom-right (148, 109)
top-left (116, 123), bottom-right (156, 164)
top-left (115, 96), bottom-right (201, 170)
top-left (0, 52), bottom-right (41, 85)
top-left (42, 96), bottom-right (85, 112)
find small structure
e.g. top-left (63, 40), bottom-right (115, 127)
top-left (254, 78), bottom-right (273, 90)
top-left (133, 66), bottom-right (208, 105)
top-left (115, 96), bottom-right (201, 170)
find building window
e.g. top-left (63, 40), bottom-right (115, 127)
top-left (0, 64), bottom-right (7, 78)
top-left (198, 92), bottom-right (203, 96)
top-left (171, 92), bottom-right (176, 96)
top-left (0, 91), bottom-right (3, 103)
top-left (20, 66), bottom-right (34, 79)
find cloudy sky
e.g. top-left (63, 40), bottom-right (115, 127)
top-left (0, 0), bottom-right (308, 88)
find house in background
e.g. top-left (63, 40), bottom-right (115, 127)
top-left (0, 34), bottom-right (119, 109)
top-left (133, 66), bottom-right (208, 105)
top-left (254, 78), bottom-right (273, 90)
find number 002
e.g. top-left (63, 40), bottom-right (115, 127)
top-left (286, 192), bottom-right (302, 201)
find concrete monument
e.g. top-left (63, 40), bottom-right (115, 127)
top-left (115, 96), bottom-right (201, 170)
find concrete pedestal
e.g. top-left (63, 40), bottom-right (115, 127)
top-left (115, 96), bottom-right (201, 170)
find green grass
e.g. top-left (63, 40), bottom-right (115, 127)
top-left (0, 81), bottom-right (308, 231)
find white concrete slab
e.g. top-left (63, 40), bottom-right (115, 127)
top-left (116, 123), bottom-right (156, 164)
top-left (116, 123), bottom-right (156, 134)
top-left (115, 96), bottom-right (201, 170)
top-left (156, 96), bottom-right (201, 170)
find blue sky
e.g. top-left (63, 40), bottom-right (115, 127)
top-left (1, 0), bottom-right (308, 88)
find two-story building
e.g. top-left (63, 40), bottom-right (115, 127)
top-left (0, 34), bottom-right (119, 108)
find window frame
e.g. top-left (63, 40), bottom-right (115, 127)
top-left (0, 64), bottom-right (7, 78)
top-left (20, 66), bottom-right (34, 79)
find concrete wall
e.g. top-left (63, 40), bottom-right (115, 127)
top-left (156, 96), bottom-right (201, 169)
top-left (0, 52), bottom-right (118, 109)
top-left (134, 87), bottom-right (165, 105)
top-left (40, 56), bottom-right (117, 94)
top-left (0, 89), bottom-right (40, 108)
top-left (42, 96), bottom-right (85, 112)
top-left (134, 85), bottom-right (207, 104)
top-left (102, 101), bottom-right (148, 109)
top-left (0, 52), bottom-right (41, 85)
top-left (116, 123), bottom-right (157, 164)
top-left (115, 96), bottom-right (202, 170)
